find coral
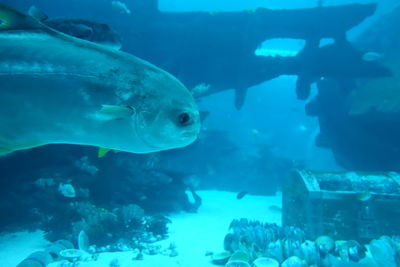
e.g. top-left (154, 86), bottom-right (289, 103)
top-left (118, 204), bottom-right (145, 228)
top-left (74, 156), bottom-right (98, 176)
top-left (143, 215), bottom-right (171, 238)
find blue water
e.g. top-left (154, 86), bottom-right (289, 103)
top-left (1, 0), bottom-right (400, 266)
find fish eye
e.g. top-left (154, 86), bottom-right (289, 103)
top-left (178, 112), bottom-right (191, 126)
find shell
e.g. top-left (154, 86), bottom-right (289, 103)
top-left (229, 251), bottom-right (250, 262)
top-left (281, 256), bottom-right (307, 267)
top-left (225, 260), bottom-right (250, 267)
top-left (369, 238), bottom-right (397, 267)
top-left (315, 236), bottom-right (335, 256)
top-left (253, 257), bottom-right (279, 267)
top-left (300, 240), bottom-right (319, 265)
top-left (59, 248), bottom-right (85, 259)
top-left (212, 251), bottom-right (232, 265)
top-left (265, 240), bottom-right (284, 262)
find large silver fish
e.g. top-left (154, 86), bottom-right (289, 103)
top-left (0, 4), bottom-right (200, 156)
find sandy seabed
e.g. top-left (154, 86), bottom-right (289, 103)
top-left (0, 190), bottom-right (282, 267)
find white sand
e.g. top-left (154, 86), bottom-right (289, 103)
top-left (0, 190), bottom-right (281, 267)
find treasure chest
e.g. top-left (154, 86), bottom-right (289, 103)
top-left (282, 170), bottom-right (400, 243)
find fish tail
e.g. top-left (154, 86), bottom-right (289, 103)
top-left (0, 4), bottom-right (43, 30)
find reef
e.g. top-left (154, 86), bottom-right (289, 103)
top-left (0, 144), bottom-right (194, 247)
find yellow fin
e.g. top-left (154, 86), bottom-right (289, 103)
top-left (98, 148), bottom-right (122, 158)
top-left (0, 4), bottom-right (44, 30)
top-left (97, 105), bottom-right (134, 120)
top-left (98, 147), bottom-right (111, 158)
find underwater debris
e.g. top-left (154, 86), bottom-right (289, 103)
top-left (120, 2), bottom-right (384, 109)
top-left (215, 218), bottom-right (400, 267)
top-left (283, 170), bottom-right (400, 242)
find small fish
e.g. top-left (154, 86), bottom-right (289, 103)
top-left (362, 52), bottom-right (384, 62)
top-left (29, 6), bottom-right (122, 50)
top-left (251, 129), bottom-right (260, 136)
top-left (0, 4), bottom-right (200, 156)
top-left (236, 191), bottom-right (248, 200)
top-left (58, 183), bottom-right (76, 198)
top-left (268, 205), bottom-right (282, 213)
top-left (112, 1), bottom-right (131, 15)
top-left (357, 192), bottom-right (372, 201)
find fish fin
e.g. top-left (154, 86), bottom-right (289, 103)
top-left (28, 6), bottom-right (48, 22)
top-left (0, 148), bottom-right (12, 156)
top-left (97, 105), bottom-right (134, 120)
top-left (0, 140), bottom-right (44, 156)
top-left (98, 147), bottom-right (111, 158)
top-left (0, 4), bottom-right (44, 30)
